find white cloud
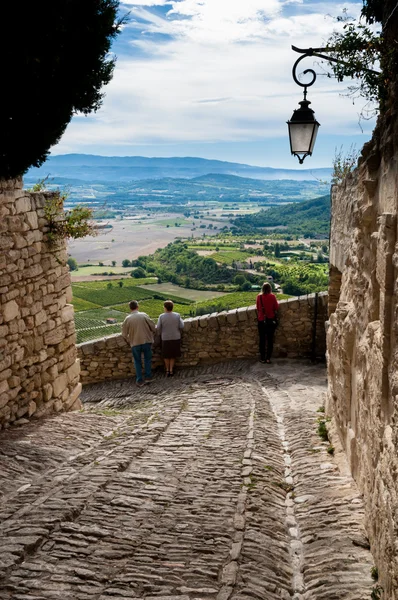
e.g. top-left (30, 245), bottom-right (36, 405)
top-left (121, 0), bottom-right (170, 6)
top-left (57, 0), bottom-right (374, 162)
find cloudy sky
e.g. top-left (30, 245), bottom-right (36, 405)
top-left (54, 0), bottom-right (376, 168)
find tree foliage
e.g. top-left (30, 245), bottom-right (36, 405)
top-left (44, 193), bottom-right (97, 243)
top-left (67, 257), bottom-right (78, 271)
top-left (1, 1), bottom-right (124, 179)
top-left (325, 0), bottom-right (395, 113)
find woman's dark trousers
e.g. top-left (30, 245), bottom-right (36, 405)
top-left (258, 319), bottom-right (275, 360)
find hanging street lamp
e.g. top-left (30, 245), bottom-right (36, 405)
top-left (287, 46), bottom-right (327, 164)
top-left (287, 45), bottom-right (380, 164)
top-left (287, 89), bottom-right (320, 165)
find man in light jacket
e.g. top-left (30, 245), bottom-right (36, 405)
top-left (122, 300), bottom-right (156, 387)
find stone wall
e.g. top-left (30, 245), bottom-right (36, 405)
top-left (0, 179), bottom-right (81, 429)
top-left (327, 5), bottom-right (398, 594)
top-left (78, 292), bottom-right (328, 384)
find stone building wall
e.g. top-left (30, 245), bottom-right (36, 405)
top-left (327, 5), bottom-right (398, 594)
top-left (0, 179), bottom-right (81, 429)
top-left (78, 292), bottom-right (328, 384)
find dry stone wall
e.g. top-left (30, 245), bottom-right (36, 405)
top-left (0, 179), bottom-right (81, 429)
top-left (327, 6), bottom-right (398, 594)
top-left (78, 292), bottom-right (328, 384)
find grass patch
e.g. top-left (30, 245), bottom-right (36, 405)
top-left (209, 250), bottom-right (256, 265)
top-left (72, 283), bottom-right (155, 306)
top-left (73, 278), bottom-right (157, 288)
top-left (109, 299), bottom-right (192, 320)
top-left (317, 417), bottom-right (329, 442)
top-left (70, 265), bottom-right (135, 277)
top-left (156, 218), bottom-right (190, 227)
top-left (137, 282), bottom-right (226, 302)
top-left (72, 297), bottom-right (101, 312)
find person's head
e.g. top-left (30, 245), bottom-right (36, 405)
top-left (129, 300), bottom-right (139, 311)
top-left (262, 282), bottom-right (272, 294)
top-left (164, 300), bottom-right (174, 312)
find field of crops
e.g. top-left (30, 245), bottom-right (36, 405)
top-left (72, 278), bottom-right (157, 290)
top-left (77, 325), bottom-right (122, 344)
top-left (209, 251), bottom-right (256, 265)
top-left (187, 245), bottom-right (238, 251)
top-left (72, 284), bottom-right (155, 307)
top-left (270, 262), bottom-right (328, 278)
top-left (72, 297), bottom-right (101, 312)
top-left (110, 300), bottom-right (192, 319)
top-left (137, 282), bottom-right (226, 301)
top-left (70, 266), bottom-right (135, 278)
top-left (194, 291), bottom-right (291, 315)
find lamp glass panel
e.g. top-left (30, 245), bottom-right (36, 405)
top-left (289, 122), bottom-right (316, 154)
top-left (309, 122), bottom-right (320, 153)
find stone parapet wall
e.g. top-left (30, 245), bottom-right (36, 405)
top-left (327, 5), bottom-right (398, 591)
top-left (0, 179), bottom-right (81, 429)
top-left (77, 292), bottom-right (328, 384)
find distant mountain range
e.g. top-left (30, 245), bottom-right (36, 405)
top-left (26, 154), bottom-right (332, 183)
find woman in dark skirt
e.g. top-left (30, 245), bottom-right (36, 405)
top-left (156, 300), bottom-right (184, 376)
top-left (256, 282), bottom-right (279, 364)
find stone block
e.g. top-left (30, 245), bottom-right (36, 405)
top-left (3, 300), bottom-right (20, 322)
top-left (208, 314), bottom-right (219, 329)
top-left (15, 197), bottom-right (32, 214)
top-left (199, 316), bottom-right (209, 328)
top-left (79, 342), bottom-right (95, 356)
top-left (25, 211), bottom-right (39, 230)
top-left (64, 382), bottom-right (82, 410)
top-left (67, 360), bottom-right (80, 383)
top-left (183, 320), bottom-right (192, 333)
top-left (44, 326), bottom-right (65, 346)
top-left (28, 401), bottom-right (37, 417)
top-left (54, 273), bottom-right (71, 293)
top-left (42, 383), bottom-right (53, 402)
top-left (0, 380), bottom-right (9, 395)
top-left (24, 264), bottom-right (44, 279)
top-left (35, 309), bottom-right (47, 327)
top-left (226, 311), bottom-right (238, 325)
top-left (237, 307), bottom-right (248, 322)
top-left (52, 373), bottom-right (68, 397)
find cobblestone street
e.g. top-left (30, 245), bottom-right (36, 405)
top-left (0, 360), bottom-right (375, 600)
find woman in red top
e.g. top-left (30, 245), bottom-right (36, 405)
top-left (256, 282), bottom-right (279, 364)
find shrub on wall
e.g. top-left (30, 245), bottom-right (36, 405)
top-left (0, 1), bottom-right (124, 180)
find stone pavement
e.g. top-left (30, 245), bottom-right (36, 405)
top-left (0, 359), bottom-right (375, 600)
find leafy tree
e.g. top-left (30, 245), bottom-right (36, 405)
top-left (107, 282), bottom-right (113, 289)
top-left (241, 281), bottom-right (252, 291)
top-left (234, 274), bottom-right (246, 286)
top-left (122, 259), bottom-right (131, 267)
top-left (99, 262), bottom-right (104, 267)
top-left (111, 260), bottom-right (117, 267)
top-left (274, 243), bottom-right (281, 258)
top-left (131, 267), bottom-right (146, 278)
top-left (118, 280), bottom-right (124, 287)
top-left (1, 1), bottom-right (124, 179)
top-left (67, 257), bottom-right (78, 271)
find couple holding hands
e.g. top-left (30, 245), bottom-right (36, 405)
top-left (122, 299), bottom-right (183, 387)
